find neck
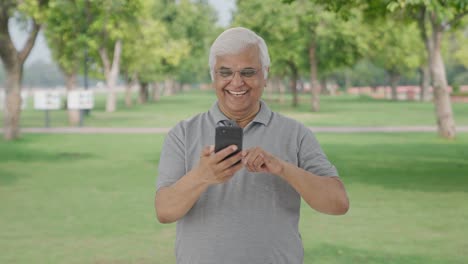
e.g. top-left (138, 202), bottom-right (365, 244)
top-left (219, 102), bottom-right (261, 128)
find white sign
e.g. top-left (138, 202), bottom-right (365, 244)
top-left (67, 90), bottom-right (94, 110)
top-left (34, 90), bottom-right (62, 110)
top-left (1, 90), bottom-right (29, 110)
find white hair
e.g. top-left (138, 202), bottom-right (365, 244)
top-left (209, 27), bottom-right (270, 81)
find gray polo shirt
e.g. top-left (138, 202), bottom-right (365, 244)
top-left (157, 100), bottom-right (338, 264)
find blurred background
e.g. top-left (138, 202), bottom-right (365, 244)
top-left (1, 0), bottom-right (467, 131)
top-left (1, 0), bottom-right (467, 263)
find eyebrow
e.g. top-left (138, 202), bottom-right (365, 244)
top-left (218, 66), bottom-right (256, 70)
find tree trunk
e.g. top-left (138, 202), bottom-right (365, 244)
top-left (309, 41), bottom-right (320, 112)
top-left (164, 78), bottom-right (174, 96)
top-left (3, 65), bottom-right (22, 140)
top-left (124, 73), bottom-right (136, 108)
top-left (419, 64), bottom-right (431, 101)
top-left (344, 69), bottom-right (351, 92)
top-left (278, 78), bottom-right (286, 104)
top-left (430, 26), bottom-right (456, 139)
top-left (320, 78), bottom-right (327, 95)
top-left (139, 82), bottom-right (149, 104)
top-left (152, 82), bottom-right (160, 102)
top-left (174, 82), bottom-right (181, 94)
top-left (266, 79), bottom-right (273, 101)
top-left (64, 72), bottom-right (80, 126)
top-left (417, 7), bottom-right (433, 103)
top-left (99, 39), bottom-right (122, 113)
top-left (389, 71), bottom-right (400, 101)
top-left (271, 77), bottom-right (280, 101)
top-left (288, 62), bottom-right (298, 107)
top-left (124, 81), bottom-right (133, 108)
top-left (0, 15), bottom-right (41, 140)
top-left (417, 8), bottom-right (455, 138)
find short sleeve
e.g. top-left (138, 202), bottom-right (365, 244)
top-left (297, 126), bottom-right (339, 177)
top-left (156, 125), bottom-right (187, 191)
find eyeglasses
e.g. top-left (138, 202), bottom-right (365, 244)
top-left (215, 67), bottom-right (261, 81)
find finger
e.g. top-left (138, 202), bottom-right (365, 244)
top-left (243, 148), bottom-right (261, 170)
top-left (252, 153), bottom-right (266, 171)
top-left (241, 148), bottom-right (254, 164)
top-left (219, 152), bottom-right (243, 169)
top-left (246, 157), bottom-right (258, 172)
top-left (214, 145), bottom-right (239, 163)
top-left (201, 145), bottom-right (215, 157)
top-left (241, 150), bottom-right (248, 158)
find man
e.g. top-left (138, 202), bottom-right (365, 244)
top-left (155, 27), bottom-right (349, 264)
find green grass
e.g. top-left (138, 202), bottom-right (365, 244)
top-left (1, 133), bottom-right (467, 263)
top-left (7, 90), bottom-right (468, 128)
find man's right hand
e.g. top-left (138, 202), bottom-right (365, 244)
top-left (195, 145), bottom-right (243, 185)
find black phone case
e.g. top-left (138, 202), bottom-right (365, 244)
top-left (215, 126), bottom-right (243, 160)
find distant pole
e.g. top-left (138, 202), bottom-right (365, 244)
top-left (45, 110), bottom-right (50, 128)
top-left (83, 47), bottom-right (90, 116)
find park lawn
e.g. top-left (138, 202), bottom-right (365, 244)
top-left (9, 89), bottom-right (468, 128)
top-left (1, 133), bottom-right (467, 264)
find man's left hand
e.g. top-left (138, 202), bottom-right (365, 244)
top-left (241, 147), bottom-right (284, 176)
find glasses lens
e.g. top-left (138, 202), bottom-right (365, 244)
top-left (240, 68), bottom-right (257, 78)
top-left (218, 69), bottom-right (233, 78)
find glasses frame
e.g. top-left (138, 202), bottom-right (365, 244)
top-left (214, 67), bottom-right (263, 82)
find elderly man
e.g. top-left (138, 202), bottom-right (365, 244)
top-left (155, 27), bottom-right (349, 264)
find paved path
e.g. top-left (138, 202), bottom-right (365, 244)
top-left (11, 126), bottom-right (468, 134)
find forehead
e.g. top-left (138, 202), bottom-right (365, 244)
top-left (215, 45), bottom-right (261, 69)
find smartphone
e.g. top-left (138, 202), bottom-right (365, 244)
top-left (215, 126), bottom-right (243, 162)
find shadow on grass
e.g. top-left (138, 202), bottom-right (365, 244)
top-left (326, 140), bottom-right (468, 193)
top-left (0, 168), bottom-right (20, 186)
top-left (0, 139), bottom-right (95, 185)
top-left (0, 143), bottom-right (94, 163)
top-left (304, 243), bottom-right (460, 264)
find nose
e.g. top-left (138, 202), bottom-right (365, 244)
top-left (230, 71), bottom-right (244, 87)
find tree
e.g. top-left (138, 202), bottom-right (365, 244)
top-left (444, 23), bottom-right (468, 91)
top-left (300, 4), bottom-right (367, 110)
top-left (386, 0), bottom-right (468, 139)
top-left (297, 0), bottom-right (467, 138)
top-left (149, 0), bottom-right (218, 96)
top-left (120, 0), bottom-right (190, 104)
top-left (44, 0), bottom-right (87, 125)
top-left (0, 0), bottom-right (49, 140)
top-left (86, 0), bottom-right (141, 112)
top-left (366, 19), bottom-right (422, 100)
top-left (235, 0), bottom-right (367, 110)
top-left (167, 0), bottom-right (220, 86)
top-left (234, 0), bottom-right (308, 107)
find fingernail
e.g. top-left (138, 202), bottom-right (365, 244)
top-left (232, 145), bottom-right (238, 151)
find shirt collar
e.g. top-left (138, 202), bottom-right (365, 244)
top-left (209, 100), bottom-right (272, 127)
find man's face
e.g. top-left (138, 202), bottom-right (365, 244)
top-left (213, 45), bottom-right (267, 117)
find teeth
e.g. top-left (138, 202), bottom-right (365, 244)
top-left (227, 90), bottom-right (247, 96)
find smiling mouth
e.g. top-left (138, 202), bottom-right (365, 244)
top-left (226, 90), bottom-right (248, 96)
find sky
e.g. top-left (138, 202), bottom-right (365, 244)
top-left (9, 0), bottom-right (235, 66)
